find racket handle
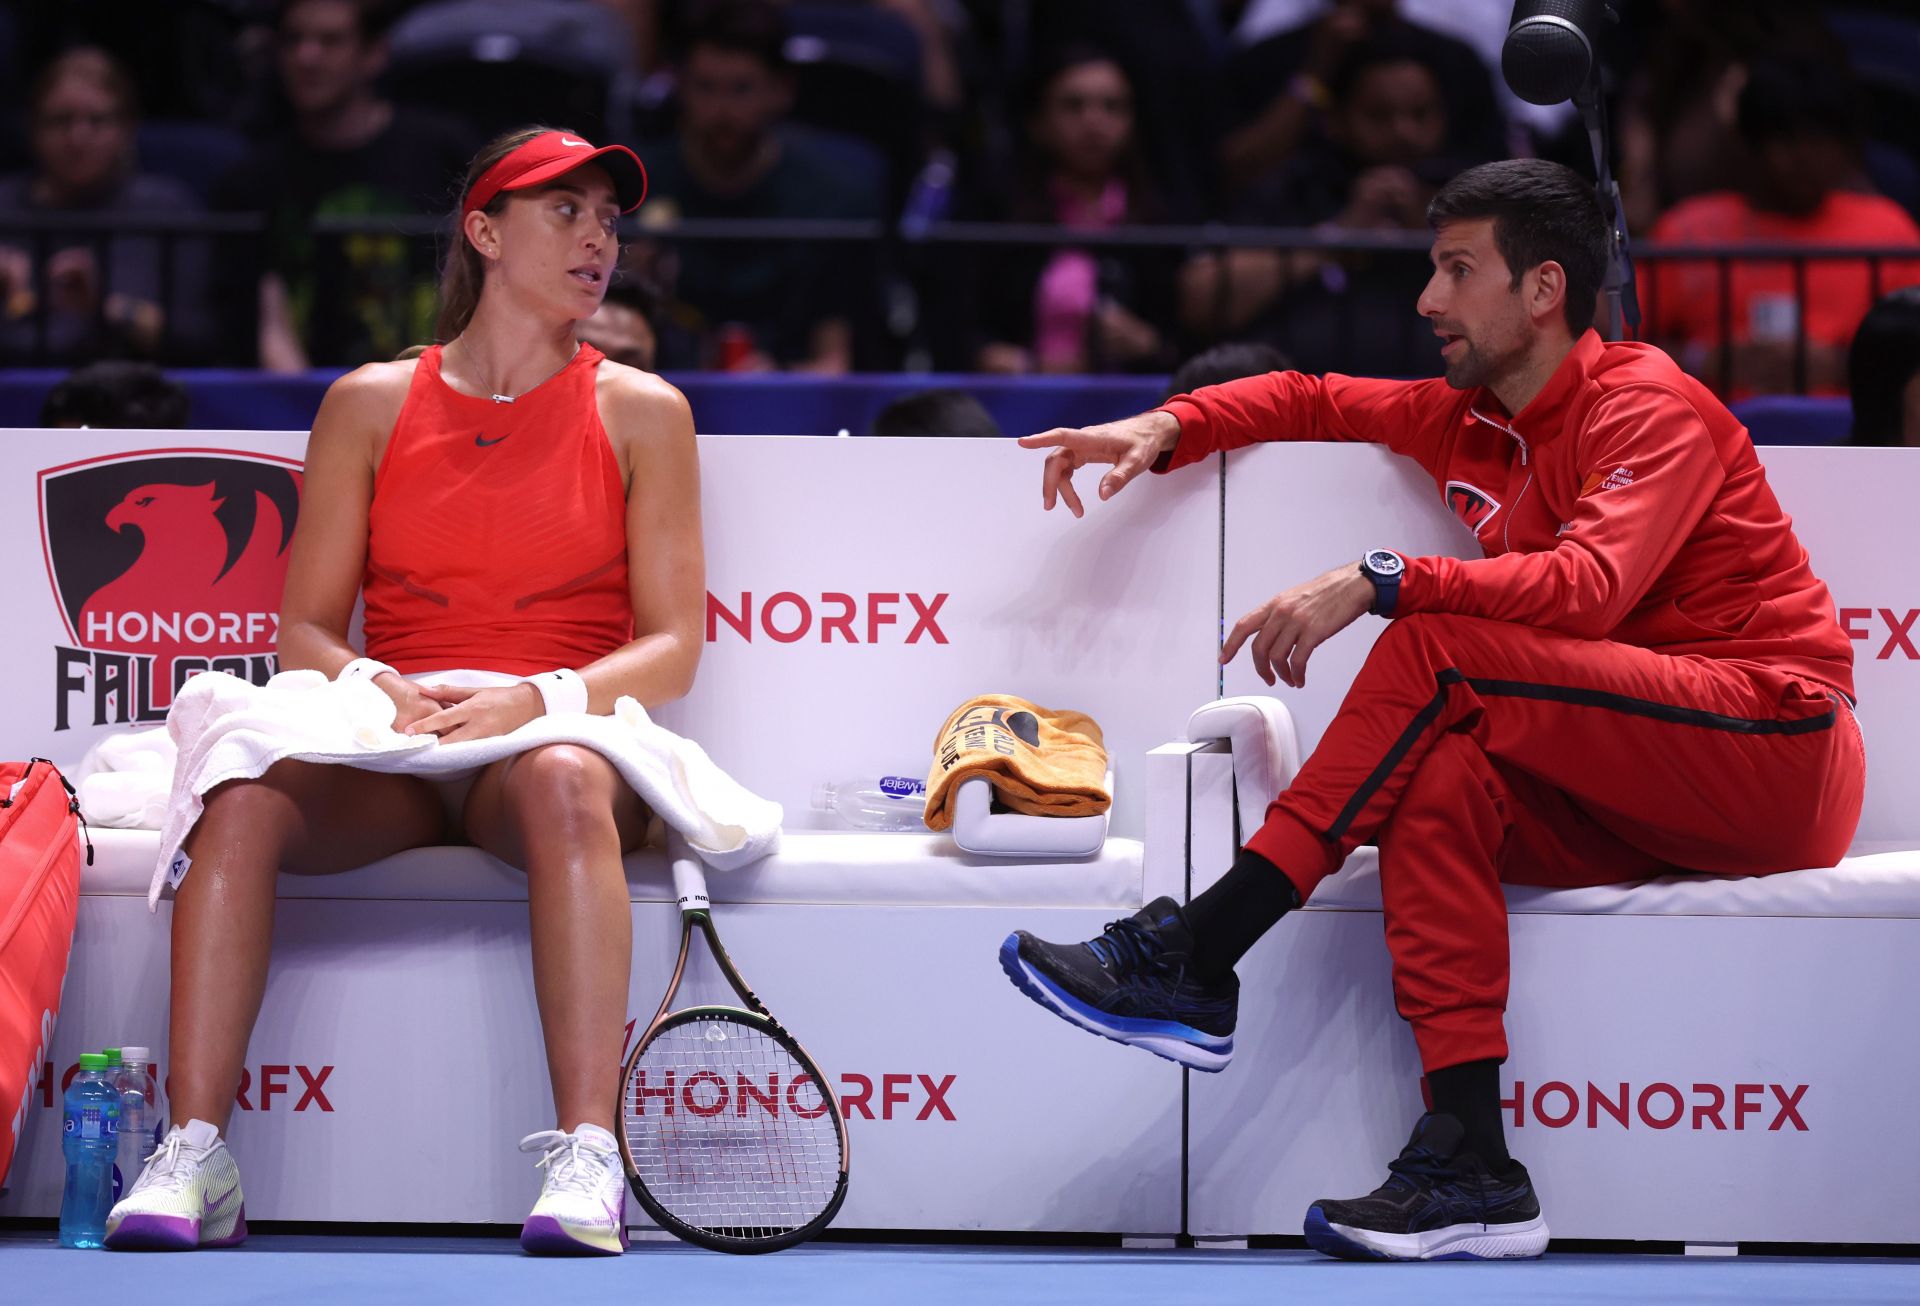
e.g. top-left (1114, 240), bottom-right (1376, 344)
top-left (669, 840), bottom-right (711, 914)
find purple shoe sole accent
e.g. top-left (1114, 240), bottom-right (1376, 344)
top-left (105, 1204), bottom-right (247, 1251)
top-left (103, 1213), bottom-right (200, 1251)
top-left (520, 1214), bottom-right (627, 1256)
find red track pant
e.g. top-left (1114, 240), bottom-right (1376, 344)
top-left (1245, 613), bottom-right (1865, 1073)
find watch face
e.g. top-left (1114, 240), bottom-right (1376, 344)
top-left (1366, 549), bottom-right (1405, 577)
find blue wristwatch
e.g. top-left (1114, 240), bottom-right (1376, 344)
top-left (1360, 549), bottom-right (1405, 616)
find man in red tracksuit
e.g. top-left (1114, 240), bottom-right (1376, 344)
top-left (998, 159), bottom-right (1864, 1262)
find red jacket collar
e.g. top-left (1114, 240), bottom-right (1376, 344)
top-left (1470, 329), bottom-right (1605, 448)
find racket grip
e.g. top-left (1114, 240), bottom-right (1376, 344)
top-left (669, 842), bottom-right (711, 913)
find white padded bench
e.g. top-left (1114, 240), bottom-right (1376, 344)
top-left (0, 747), bottom-right (1204, 1233)
top-left (5, 433), bottom-right (1915, 1244)
top-left (1180, 705), bottom-right (1920, 1246)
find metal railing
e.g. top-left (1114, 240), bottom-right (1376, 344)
top-left (1628, 241), bottom-right (1920, 396)
top-left (0, 211), bottom-right (1912, 395)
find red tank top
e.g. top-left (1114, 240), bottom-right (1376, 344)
top-left (362, 342), bottom-right (632, 676)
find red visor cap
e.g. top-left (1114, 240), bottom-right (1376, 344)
top-left (462, 132), bottom-right (648, 216)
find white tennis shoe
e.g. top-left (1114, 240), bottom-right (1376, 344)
top-left (519, 1123), bottom-right (628, 1255)
top-left (103, 1119), bottom-right (247, 1250)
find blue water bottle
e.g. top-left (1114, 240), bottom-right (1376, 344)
top-left (59, 1053), bottom-right (121, 1249)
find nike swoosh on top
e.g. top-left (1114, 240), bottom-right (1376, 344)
top-left (561, 137), bottom-right (589, 148)
top-left (475, 433), bottom-right (509, 447)
top-left (204, 1183), bottom-right (237, 1217)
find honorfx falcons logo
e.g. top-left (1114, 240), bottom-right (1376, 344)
top-left (706, 591), bottom-right (949, 644)
top-left (1840, 607), bottom-right (1918, 660)
top-left (40, 451), bottom-right (303, 729)
top-left (1502, 1079), bottom-right (1808, 1131)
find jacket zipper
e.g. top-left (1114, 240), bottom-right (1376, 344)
top-left (1504, 471), bottom-right (1535, 554)
top-left (1468, 405), bottom-right (1534, 553)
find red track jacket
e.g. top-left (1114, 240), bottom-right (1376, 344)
top-left (1156, 330), bottom-right (1855, 699)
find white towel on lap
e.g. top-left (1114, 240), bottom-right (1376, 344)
top-left (73, 729), bottom-right (177, 829)
top-left (148, 669), bottom-right (782, 909)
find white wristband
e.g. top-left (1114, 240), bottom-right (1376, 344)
top-left (338, 657), bottom-right (398, 683)
top-left (528, 668), bottom-right (590, 716)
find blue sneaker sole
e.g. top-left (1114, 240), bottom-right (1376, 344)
top-left (1304, 1203), bottom-right (1549, 1261)
top-left (1304, 1205), bottom-right (1392, 1261)
top-left (997, 933), bottom-right (1232, 1072)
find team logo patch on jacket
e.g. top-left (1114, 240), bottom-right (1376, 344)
top-left (1444, 480), bottom-right (1502, 534)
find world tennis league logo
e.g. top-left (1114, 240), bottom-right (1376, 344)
top-left (39, 451), bottom-right (304, 730)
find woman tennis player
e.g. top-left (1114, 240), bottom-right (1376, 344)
top-left (104, 128), bottom-right (700, 1257)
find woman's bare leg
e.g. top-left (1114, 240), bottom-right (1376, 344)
top-left (166, 761), bottom-right (446, 1133)
top-left (464, 746), bottom-right (648, 1134)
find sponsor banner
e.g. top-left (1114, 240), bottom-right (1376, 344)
top-left (40, 448), bottom-right (302, 729)
top-left (1224, 442), bottom-right (1920, 845)
top-left (663, 436), bottom-right (1222, 839)
top-left (1498, 1078), bottom-right (1807, 1133)
top-left (1222, 442), bottom-right (1478, 769)
top-left (1202, 442), bottom-right (1920, 1243)
top-left (0, 425), bottom-right (1200, 1229)
top-left (1189, 908), bottom-right (1920, 1243)
top-left (6, 427), bottom-right (1911, 1240)
top-left (1758, 446), bottom-right (1918, 844)
top-left (1, 432), bottom-right (309, 765)
top-left (5, 431), bottom-right (1903, 823)
top-left (0, 896), bottom-right (1181, 1231)
top-left (2, 431), bottom-right (1218, 841)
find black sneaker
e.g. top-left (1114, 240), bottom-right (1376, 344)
top-left (997, 896), bottom-right (1237, 1071)
top-left (1304, 1113), bottom-right (1549, 1261)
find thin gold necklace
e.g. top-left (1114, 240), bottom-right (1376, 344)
top-left (451, 341), bottom-right (580, 404)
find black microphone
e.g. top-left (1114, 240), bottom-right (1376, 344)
top-left (1499, 1), bottom-right (1639, 337)
top-left (1501, 0), bottom-right (1613, 106)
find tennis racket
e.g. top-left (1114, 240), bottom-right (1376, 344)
top-left (618, 838), bottom-right (850, 1253)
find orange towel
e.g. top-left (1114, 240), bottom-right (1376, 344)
top-left (924, 694), bottom-right (1110, 831)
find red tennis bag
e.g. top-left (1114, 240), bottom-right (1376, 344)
top-left (0, 759), bottom-right (86, 1189)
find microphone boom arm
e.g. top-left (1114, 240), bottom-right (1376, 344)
top-left (1575, 72), bottom-right (1640, 339)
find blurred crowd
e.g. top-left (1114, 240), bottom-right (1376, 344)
top-left (3, 0), bottom-right (1920, 412)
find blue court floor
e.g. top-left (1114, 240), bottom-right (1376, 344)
top-left (4, 1234), bottom-right (1917, 1306)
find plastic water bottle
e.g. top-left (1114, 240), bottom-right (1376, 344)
top-left (98, 1047), bottom-right (124, 1199)
top-left (113, 1046), bottom-right (158, 1202)
top-left (59, 1053), bottom-right (121, 1248)
top-left (812, 776), bottom-right (928, 831)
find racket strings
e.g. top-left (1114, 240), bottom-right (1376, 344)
top-left (624, 1016), bottom-right (843, 1239)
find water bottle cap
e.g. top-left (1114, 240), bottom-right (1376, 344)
top-left (121, 1046), bottom-right (151, 1062)
top-left (102, 1048), bottom-right (123, 1065)
top-left (810, 782), bottom-right (834, 810)
top-left (78, 1053), bottom-right (108, 1070)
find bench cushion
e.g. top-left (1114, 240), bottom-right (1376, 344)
top-left (79, 827), bottom-right (1149, 909)
top-left (1308, 844), bottom-right (1920, 919)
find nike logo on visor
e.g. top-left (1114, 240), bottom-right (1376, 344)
top-left (476, 434), bottom-right (508, 447)
top-left (561, 137), bottom-right (589, 148)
